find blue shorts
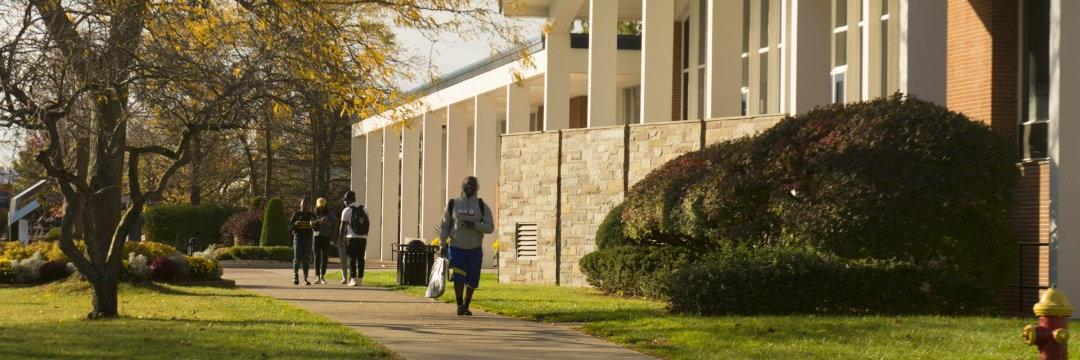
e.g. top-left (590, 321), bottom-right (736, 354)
top-left (448, 246), bottom-right (483, 289)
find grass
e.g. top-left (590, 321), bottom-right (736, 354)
top-left (328, 271), bottom-right (1077, 360)
top-left (0, 280), bottom-right (396, 359)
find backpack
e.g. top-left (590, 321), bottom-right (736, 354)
top-left (448, 198), bottom-right (486, 219)
top-left (348, 205), bottom-right (370, 236)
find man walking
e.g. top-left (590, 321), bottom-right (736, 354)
top-left (337, 191), bottom-right (369, 287)
top-left (439, 176), bottom-right (494, 316)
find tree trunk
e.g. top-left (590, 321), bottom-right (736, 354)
top-left (240, 134), bottom-right (259, 196)
top-left (190, 134), bottom-right (202, 205)
top-left (88, 274), bottom-right (119, 319)
top-left (263, 128), bottom-right (273, 201)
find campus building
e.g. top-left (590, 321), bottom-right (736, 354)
top-left (351, 0), bottom-right (1079, 310)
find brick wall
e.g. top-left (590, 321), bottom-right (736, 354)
top-left (569, 96), bottom-right (588, 129)
top-left (947, 0), bottom-right (1044, 313)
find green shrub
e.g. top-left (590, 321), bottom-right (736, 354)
top-left (260, 198), bottom-right (290, 247)
top-left (659, 247), bottom-right (998, 315)
top-left (186, 256), bottom-right (223, 280)
top-left (595, 203), bottom-right (632, 249)
top-left (145, 203), bottom-right (238, 249)
top-left (616, 95), bottom-right (1019, 288)
top-left (0, 257), bottom-right (13, 283)
top-left (124, 241), bottom-right (180, 260)
top-left (215, 246), bottom-right (293, 262)
top-left (579, 245), bottom-right (698, 298)
top-left (45, 227), bottom-right (61, 241)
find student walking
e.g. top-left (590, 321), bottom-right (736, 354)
top-left (337, 191), bottom-right (370, 287)
top-left (312, 198), bottom-right (336, 285)
top-left (290, 197), bottom-right (316, 285)
top-left (439, 176), bottom-right (494, 316)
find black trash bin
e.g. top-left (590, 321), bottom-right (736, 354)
top-left (395, 240), bottom-right (438, 286)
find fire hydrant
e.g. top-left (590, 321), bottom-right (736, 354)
top-left (1021, 287), bottom-right (1073, 360)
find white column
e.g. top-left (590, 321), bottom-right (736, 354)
top-left (766, 0), bottom-right (781, 113)
top-left (350, 134), bottom-right (366, 200)
top-left (545, 32), bottom-right (571, 130)
top-left (446, 103), bottom-right (471, 198)
top-left (364, 129), bottom-right (383, 259)
top-left (704, 0), bottom-right (744, 119)
top-left (641, 0), bottom-right (675, 123)
top-left (1050, 0), bottom-right (1080, 314)
top-left (380, 129), bottom-right (400, 261)
top-left (400, 123), bottom-right (421, 241)
top-left (421, 111), bottom-right (445, 241)
top-left (506, 83), bottom-right (532, 133)
top-left (475, 94), bottom-right (499, 266)
top-left (588, 0), bottom-right (618, 127)
top-left (789, 0), bottom-right (831, 114)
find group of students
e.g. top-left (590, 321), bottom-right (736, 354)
top-left (288, 191), bottom-right (369, 286)
top-left (288, 176), bottom-right (494, 316)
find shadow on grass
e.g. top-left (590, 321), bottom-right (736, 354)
top-left (135, 282), bottom-right (257, 298)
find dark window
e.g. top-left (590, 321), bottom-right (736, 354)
top-left (1020, 0), bottom-right (1050, 160)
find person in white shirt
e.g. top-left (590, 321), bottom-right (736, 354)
top-left (337, 191), bottom-right (369, 286)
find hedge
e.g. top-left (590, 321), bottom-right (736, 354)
top-left (615, 95), bottom-right (1019, 288)
top-left (658, 247), bottom-right (998, 315)
top-left (145, 203), bottom-right (238, 249)
top-left (213, 246), bottom-right (293, 262)
top-left (579, 245), bottom-right (697, 298)
top-left (260, 198), bottom-right (290, 247)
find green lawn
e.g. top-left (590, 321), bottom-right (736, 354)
top-left (0, 280), bottom-right (396, 359)
top-left (330, 271), bottom-right (1074, 360)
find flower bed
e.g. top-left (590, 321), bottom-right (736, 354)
top-left (0, 240), bottom-right (224, 285)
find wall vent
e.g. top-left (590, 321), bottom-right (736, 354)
top-left (515, 223), bottom-right (538, 258)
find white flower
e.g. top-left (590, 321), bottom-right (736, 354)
top-left (13, 252), bottom-right (45, 283)
top-left (127, 253), bottom-right (151, 279)
top-left (193, 244), bottom-right (218, 261)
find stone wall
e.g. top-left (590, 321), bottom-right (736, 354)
top-left (497, 131), bottom-right (560, 284)
top-left (558, 126), bottom-right (627, 286)
top-left (498, 115), bottom-right (784, 286)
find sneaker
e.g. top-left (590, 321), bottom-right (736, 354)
top-left (304, 279), bottom-right (311, 286)
top-left (463, 309), bottom-right (473, 316)
top-left (456, 306), bottom-right (466, 316)
top-left (357, 278), bottom-right (363, 286)
top-left (348, 277), bottom-right (357, 287)
top-left (317, 277), bottom-right (326, 284)
top-left (293, 276), bottom-right (299, 285)
top-left (340, 278), bottom-right (348, 285)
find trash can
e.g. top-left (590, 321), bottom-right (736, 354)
top-left (395, 239), bottom-right (438, 286)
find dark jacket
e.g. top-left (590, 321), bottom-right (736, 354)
top-left (289, 211), bottom-right (316, 241)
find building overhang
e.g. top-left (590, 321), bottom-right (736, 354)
top-left (499, 0), bottom-right (646, 20)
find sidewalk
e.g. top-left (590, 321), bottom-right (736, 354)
top-left (224, 268), bottom-right (651, 360)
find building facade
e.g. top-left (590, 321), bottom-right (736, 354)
top-left (352, 0), bottom-right (1079, 310)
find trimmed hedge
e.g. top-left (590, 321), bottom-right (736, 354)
top-left (658, 247), bottom-right (998, 315)
top-left (260, 198), bottom-right (290, 247)
top-left (580, 245), bottom-right (697, 298)
top-left (145, 204), bottom-right (238, 249)
top-left (615, 95), bottom-right (1019, 289)
top-left (220, 210), bottom-right (263, 246)
top-left (214, 246), bottom-right (293, 262)
top-left (595, 203), bottom-right (633, 249)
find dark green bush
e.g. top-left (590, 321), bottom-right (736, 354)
top-left (595, 203), bottom-right (632, 249)
top-left (579, 245), bottom-right (698, 297)
top-left (260, 198), bottom-right (290, 247)
top-left (660, 247), bottom-right (998, 315)
top-left (215, 246), bottom-right (293, 262)
top-left (144, 203), bottom-right (238, 249)
top-left (615, 95), bottom-right (1018, 288)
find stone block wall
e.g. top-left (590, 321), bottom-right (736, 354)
top-left (498, 131), bottom-right (560, 284)
top-left (498, 116), bottom-right (784, 286)
top-left (558, 126), bottom-right (626, 287)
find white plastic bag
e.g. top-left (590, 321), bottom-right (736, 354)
top-left (425, 256), bottom-right (447, 299)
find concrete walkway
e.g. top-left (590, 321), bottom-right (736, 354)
top-left (224, 268), bottom-right (651, 360)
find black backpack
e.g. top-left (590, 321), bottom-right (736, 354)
top-left (348, 205), bottom-right (370, 235)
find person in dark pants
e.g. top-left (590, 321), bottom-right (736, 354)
top-left (290, 197), bottom-right (316, 285)
top-left (440, 176), bottom-right (494, 316)
top-left (337, 191), bottom-right (369, 287)
top-left (312, 197), bottom-right (336, 284)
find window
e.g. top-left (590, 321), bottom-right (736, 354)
top-left (623, 86), bottom-right (641, 124)
top-left (832, 66), bottom-right (847, 104)
top-left (880, 0), bottom-right (891, 96)
top-left (1020, 0), bottom-right (1050, 160)
top-left (682, 20), bottom-right (691, 120)
top-left (759, 52), bottom-right (768, 113)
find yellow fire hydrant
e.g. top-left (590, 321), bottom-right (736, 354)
top-left (1022, 287), bottom-right (1073, 360)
